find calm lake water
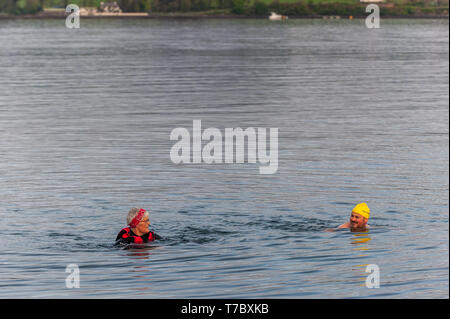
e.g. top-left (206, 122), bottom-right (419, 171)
top-left (0, 18), bottom-right (448, 298)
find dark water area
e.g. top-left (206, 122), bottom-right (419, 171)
top-left (0, 18), bottom-right (448, 298)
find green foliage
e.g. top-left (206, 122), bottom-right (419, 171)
top-left (0, 0), bottom-right (43, 14)
top-left (118, 0), bottom-right (143, 12)
top-left (150, 0), bottom-right (212, 12)
top-left (39, 0), bottom-right (101, 8)
top-left (253, 0), bottom-right (268, 15)
top-left (180, 0), bottom-right (191, 11)
top-left (231, 0), bottom-right (246, 14)
top-left (23, 0), bottom-right (42, 12)
top-left (270, 1), bottom-right (312, 16)
top-left (192, 0), bottom-right (210, 11)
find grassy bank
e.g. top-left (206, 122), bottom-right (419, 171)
top-left (0, 0), bottom-right (448, 18)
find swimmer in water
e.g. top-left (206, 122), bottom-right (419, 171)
top-left (115, 207), bottom-right (161, 246)
top-left (337, 203), bottom-right (370, 231)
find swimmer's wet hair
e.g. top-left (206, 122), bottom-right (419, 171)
top-left (127, 207), bottom-right (149, 226)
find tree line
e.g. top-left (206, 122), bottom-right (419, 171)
top-left (0, 0), bottom-right (239, 14)
top-left (1, 0), bottom-right (448, 16)
top-left (1, 0), bottom-right (42, 14)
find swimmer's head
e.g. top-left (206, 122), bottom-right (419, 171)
top-left (350, 203), bottom-right (370, 229)
top-left (352, 203), bottom-right (370, 219)
top-left (127, 208), bottom-right (150, 232)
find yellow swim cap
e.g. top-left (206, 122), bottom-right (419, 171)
top-left (352, 203), bottom-right (370, 219)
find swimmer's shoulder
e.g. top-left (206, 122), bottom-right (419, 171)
top-left (324, 222), bottom-right (348, 232)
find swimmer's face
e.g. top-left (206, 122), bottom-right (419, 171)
top-left (136, 216), bottom-right (150, 234)
top-left (350, 212), bottom-right (367, 229)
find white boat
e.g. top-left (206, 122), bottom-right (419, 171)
top-left (269, 12), bottom-right (288, 21)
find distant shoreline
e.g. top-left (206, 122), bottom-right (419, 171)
top-left (1, 7), bottom-right (449, 20)
top-left (1, 13), bottom-right (448, 19)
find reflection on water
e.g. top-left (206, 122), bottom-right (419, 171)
top-left (351, 232), bottom-right (372, 251)
top-left (125, 247), bottom-right (159, 259)
top-left (0, 18), bottom-right (448, 298)
top-left (350, 231), bottom-right (373, 287)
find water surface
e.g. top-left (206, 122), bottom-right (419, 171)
top-left (0, 18), bottom-right (448, 298)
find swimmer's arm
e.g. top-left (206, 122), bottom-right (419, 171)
top-left (114, 236), bottom-right (133, 246)
top-left (337, 222), bottom-right (350, 229)
top-left (324, 223), bottom-right (349, 232)
top-left (115, 229), bottom-right (134, 246)
top-left (325, 222), bottom-right (350, 232)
